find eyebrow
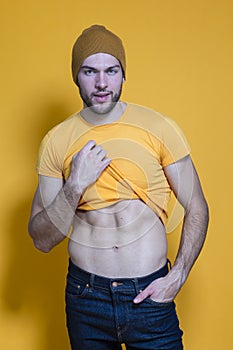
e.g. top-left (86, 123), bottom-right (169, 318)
top-left (80, 65), bottom-right (120, 71)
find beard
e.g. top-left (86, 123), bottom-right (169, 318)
top-left (78, 84), bottom-right (123, 115)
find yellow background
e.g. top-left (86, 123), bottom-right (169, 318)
top-left (1, 0), bottom-right (233, 349)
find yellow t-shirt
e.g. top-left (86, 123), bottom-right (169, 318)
top-left (36, 103), bottom-right (191, 224)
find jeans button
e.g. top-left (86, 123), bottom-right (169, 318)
top-left (112, 281), bottom-right (118, 287)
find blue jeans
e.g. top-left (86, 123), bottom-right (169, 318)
top-left (65, 259), bottom-right (183, 350)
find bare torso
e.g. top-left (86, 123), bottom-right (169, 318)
top-left (68, 199), bottom-right (167, 278)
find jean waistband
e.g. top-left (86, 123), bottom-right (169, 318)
top-left (68, 258), bottom-right (170, 292)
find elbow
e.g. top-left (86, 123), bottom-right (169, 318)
top-left (201, 197), bottom-right (209, 228)
top-left (197, 200), bottom-right (209, 246)
top-left (28, 224), bottom-right (53, 253)
top-left (186, 197), bottom-right (210, 231)
top-left (205, 201), bottom-right (210, 224)
top-left (33, 240), bottom-right (52, 253)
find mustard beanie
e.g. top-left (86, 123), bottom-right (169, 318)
top-left (71, 25), bottom-right (126, 85)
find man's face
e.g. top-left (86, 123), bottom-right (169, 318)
top-left (77, 53), bottom-right (124, 114)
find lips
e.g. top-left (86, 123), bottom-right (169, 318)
top-left (93, 92), bottom-right (111, 103)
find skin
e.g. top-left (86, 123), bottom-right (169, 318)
top-left (28, 53), bottom-right (209, 303)
top-left (77, 53), bottom-right (125, 122)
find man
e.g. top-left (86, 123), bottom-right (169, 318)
top-left (28, 25), bottom-right (209, 350)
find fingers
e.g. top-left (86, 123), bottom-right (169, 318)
top-left (73, 141), bottom-right (107, 160)
top-left (91, 145), bottom-right (104, 157)
top-left (133, 287), bottom-right (151, 304)
top-left (79, 141), bottom-right (104, 156)
top-left (133, 277), bottom-right (174, 304)
top-left (99, 157), bottom-right (111, 172)
top-left (81, 141), bottom-right (110, 163)
top-left (97, 149), bottom-right (108, 161)
top-left (91, 144), bottom-right (107, 159)
top-left (72, 140), bottom-right (96, 161)
top-left (81, 140), bottom-right (97, 152)
top-left (70, 140), bottom-right (111, 190)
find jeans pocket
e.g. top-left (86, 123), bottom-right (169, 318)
top-left (145, 298), bottom-right (173, 307)
top-left (66, 276), bottom-right (89, 299)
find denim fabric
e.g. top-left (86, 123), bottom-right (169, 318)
top-left (65, 259), bottom-right (183, 350)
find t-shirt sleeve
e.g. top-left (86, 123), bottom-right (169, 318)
top-left (159, 116), bottom-right (191, 167)
top-left (36, 131), bottom-right (63, 178)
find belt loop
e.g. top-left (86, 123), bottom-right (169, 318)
top-left (90, 273), bottom-right (95, 291)
top-left (167, 258), bottom-right (172, 271)
top-left (132, 278), bottom-right (140, 294)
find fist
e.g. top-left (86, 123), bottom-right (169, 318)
top-left (68, 140), bottom-right (111, 193)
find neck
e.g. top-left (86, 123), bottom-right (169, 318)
top-left (80, 101), bottom-right (127, 125)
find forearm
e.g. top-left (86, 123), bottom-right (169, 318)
top-left (134, 157), bottom-right (210, 304)
top-left (170, 200), bottom-right (209, 288)
top-left (29, 181), bottom-right (81, 252)
top-left (133, 201), bottom-right (209, 304)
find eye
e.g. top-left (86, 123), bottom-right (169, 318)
top-left (84, 69), bottom-right (95, 76)
top-left (107, 68), bottom-right (118, 76)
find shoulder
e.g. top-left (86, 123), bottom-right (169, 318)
top-left (40, 111), bottom-right (88, 150)
top-left (126, 103), bottom-right (165, 123)
top-left (125, 103), bottom-right (184, 137)
top-left (38, 112), bottom-right (81, 160)
top-left (44, 112), bottom-right (80, 140)
top-left (36, 112), bottom-right (84, 177)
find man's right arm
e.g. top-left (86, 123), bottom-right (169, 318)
top-left (28, 175), bottom-right (82, 252)
top-left (28, 140), bottom-right (111, 253)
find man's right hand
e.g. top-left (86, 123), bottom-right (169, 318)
top-left (68, 140), bottom-right (111, 194)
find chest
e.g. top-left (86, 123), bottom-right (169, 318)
top-left (64, 124), bottom-right (163, 187)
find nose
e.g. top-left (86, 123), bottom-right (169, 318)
top-left (95, 72), bottom-right (108, 90)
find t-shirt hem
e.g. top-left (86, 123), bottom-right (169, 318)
top-left (36, 169), bottom-right (63, 179)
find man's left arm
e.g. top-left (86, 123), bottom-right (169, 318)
top-left (134, 155), bottom-right (209, 303)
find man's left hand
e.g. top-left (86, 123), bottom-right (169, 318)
top-left (133, 271), bottom-right (182, 304)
